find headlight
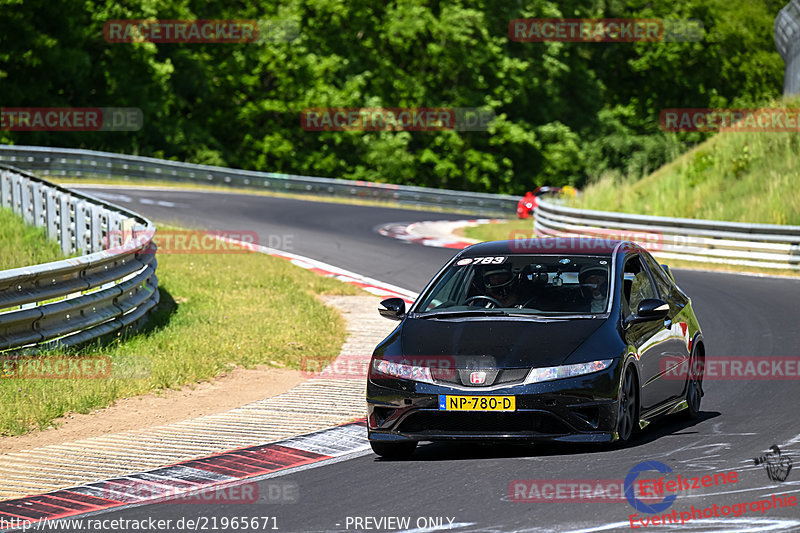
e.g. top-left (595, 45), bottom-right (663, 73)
top-left (372, 359), bottom-right (434, 384)
top-left (524, 359), bottom-right (612, 384)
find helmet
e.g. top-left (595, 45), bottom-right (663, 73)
top-left (578, 265), bottom-right (609, 299)
top-left (483, 265), bottom-right (515, 289)
top-left (483, 264), bottom-right (517, 299)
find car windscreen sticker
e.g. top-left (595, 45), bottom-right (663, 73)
top-left (457, 256), bottom-right (507, 266)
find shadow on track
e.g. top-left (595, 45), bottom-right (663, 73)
top-left (374, 411), bottom-right (721, 462)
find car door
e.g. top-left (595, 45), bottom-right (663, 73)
top-left (621, 254), bottom-right (673, 412)
top-left (641, 251), bottom-right (691, 400)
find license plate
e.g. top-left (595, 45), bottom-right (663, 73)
top-left (438, 395), bottom-right (515, 411)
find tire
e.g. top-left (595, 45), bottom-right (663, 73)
top-left (615, 367), bottom-right (638, 445)
top-left (370, 440), bottom-right (417, 459)
top-left (682, 351), bottom-right (703, 420)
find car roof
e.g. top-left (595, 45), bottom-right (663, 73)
top-left (459, 238), bottom-right (640, 257)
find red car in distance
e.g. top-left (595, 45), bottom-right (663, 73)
top-left (516, 186), bottom-right (559, 218)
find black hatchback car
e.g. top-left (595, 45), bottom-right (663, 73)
top-left (366, 239), bottom-right (705, 458)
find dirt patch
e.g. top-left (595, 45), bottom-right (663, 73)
top-left (451, 226), bottom-right (468, 238)
top-left (0, 366), bottom-right (304, 455)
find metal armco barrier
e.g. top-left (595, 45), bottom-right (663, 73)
top-left (534, 198), bottom-right (800, 270)
top-left (3, 144), bottom-right (798, 273)
top-left (0, 164), bottom-right (159, 353)
top-left (0, 145), bottom-right (519, 215)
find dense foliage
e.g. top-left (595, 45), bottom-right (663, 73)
top-left (0, 0), bottom-right (787, 194)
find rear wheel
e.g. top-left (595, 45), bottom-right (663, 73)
top-left (616, 367), bottom-right (638, 444)
top-left (370, 440), bottom-right (417, 459)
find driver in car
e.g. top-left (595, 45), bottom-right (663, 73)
top-left (480, 265), bottom-right (519, 308)
top-left (579, 265), bottom-right (609, 313)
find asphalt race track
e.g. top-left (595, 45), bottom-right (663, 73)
top-left (64, 186), bottom-right (800, 532)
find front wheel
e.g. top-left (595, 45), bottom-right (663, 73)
top-left (615, 367), bottom-right (638, 445)
top-left (370, 440), bottom-right (417, 459)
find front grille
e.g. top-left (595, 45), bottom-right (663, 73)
top-left (431, 368), bottom-right (529, 387)
top-left (396, 411), bottom-right (571, 435)
top-left (494, 368), bottom-right (530, 385)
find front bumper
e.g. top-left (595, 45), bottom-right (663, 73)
top-left (367, 364), bottom-right (621, 443)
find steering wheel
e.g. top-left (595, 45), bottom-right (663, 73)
top-left (465, 295), bottom-right (503, 308)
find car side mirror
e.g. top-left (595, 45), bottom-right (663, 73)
top-left (625, 298), bottom-right (669, 327)
top-left (379, 297), bottom-right (406, 321)
top-left (638, 298), bottom-right (669, 320)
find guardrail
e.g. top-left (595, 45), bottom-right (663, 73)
top-left (0, 145), bottom-right (519, 215)
top-left (5, 144), bottom-right (797, 273)
top-left (0, 164), bottom-right (159, 354)
top-left (534, 198), bottom-right (800, 271)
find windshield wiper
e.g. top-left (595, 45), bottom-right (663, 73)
top-left (525, 314), bottom-right (599, 320)
top-left (414, 309), bottom-right (509, 319)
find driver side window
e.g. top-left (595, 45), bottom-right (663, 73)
top-left (622, 256), bottom-right (656, 318)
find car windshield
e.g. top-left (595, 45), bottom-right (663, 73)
top-left (414, 254), bottom-right (612, 316)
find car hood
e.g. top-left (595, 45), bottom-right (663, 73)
top-left (398, 317), bottom-right (605, 368)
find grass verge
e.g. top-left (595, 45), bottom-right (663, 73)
top-left (0, 207), bottom-right (66, 270)
top-left (0, 218), bottom-right (360, 436)
top-left (460, 219), bottom-right (531, 242)
top-left (568, 99), bottom-right (800, 225)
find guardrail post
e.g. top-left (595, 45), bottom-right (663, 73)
top-left (0, 170), bottom-right (10, 208)
top-left (31, 182), bottom-right (44, 226)
top-left (108, 212), bottom-right (123, 239)
top-left (59, 194), bottom-right (72, 255)
top-left (74, 200), bottom-right (88, 255)
top-left (90, 204), bottom-right (103, 252)
top-left (11, 173), bottom-right (22, 215)
top-left (45, 189), bottom-right (58, 241)
top-left (21, 178), bottom-right (33, 225)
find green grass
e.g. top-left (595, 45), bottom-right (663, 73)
top-left (461, 219), bottom-right (532, 242)
top-left (569, 99), bottom-right (800, 225)
top-left (0, 219), bottom-right (360, 436)
top-left (0, 207), bottom-right (66, 270)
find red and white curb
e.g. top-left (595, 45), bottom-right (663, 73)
top-left (377, 219), bottom-right (500, 249)
top-left (0, 240), bottom-right (408, 507)
top-left (0, 420), bottom-right (370, 529)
